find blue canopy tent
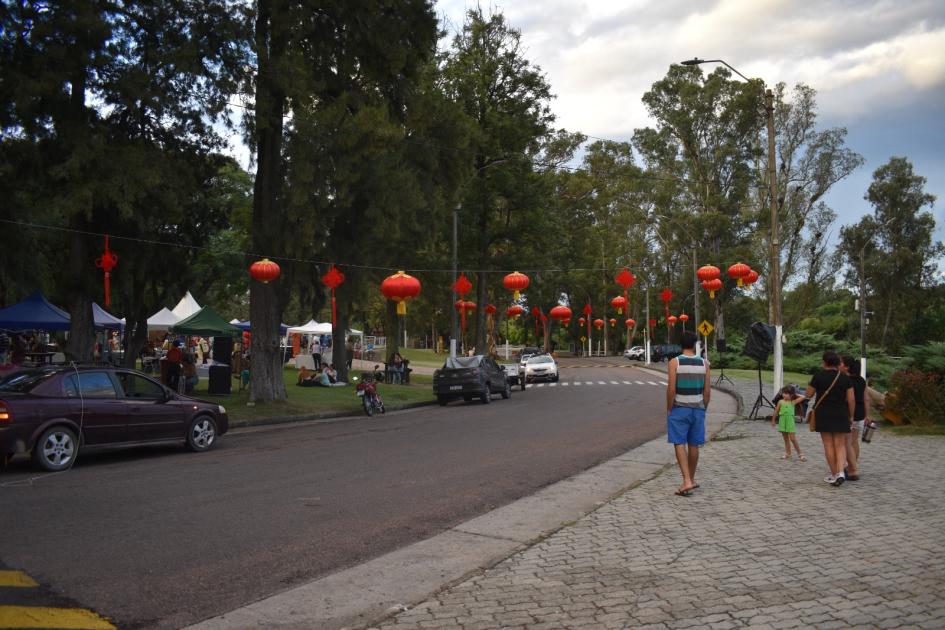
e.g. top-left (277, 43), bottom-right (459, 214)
top-left (233, 320), bottom-right (289, 335)
top-left (92, 303), bottom-right (124, 331)
top-left (0, 291), bottom-right (71, 331)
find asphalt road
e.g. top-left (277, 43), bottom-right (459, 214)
top-left (0, 360), bottom-right (668, 629)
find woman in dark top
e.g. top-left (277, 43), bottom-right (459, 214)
top-left (841, 355), bottom-right (869, 481)
top-left (804, 351), bottom-right (854, 486)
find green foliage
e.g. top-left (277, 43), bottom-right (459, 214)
top-left (900, 342), bottom-right (945, 377)
top-left (887, 369), bottom-right (945, 427)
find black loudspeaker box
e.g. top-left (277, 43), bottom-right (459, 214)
top-left (207, 364), bottom-right (231, 395)
top-left (213, 336), bottom-right (233, 364)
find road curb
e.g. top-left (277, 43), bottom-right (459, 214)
top-left (227, 399), bottom-right (437, 430)
top-left (184, 387), bottom-right (740, 630)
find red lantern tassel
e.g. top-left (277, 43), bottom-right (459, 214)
top-left (331, 289), bottom-right (337, 329)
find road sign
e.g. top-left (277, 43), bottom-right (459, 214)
top-left (697, 320), bottom-right (714, 337)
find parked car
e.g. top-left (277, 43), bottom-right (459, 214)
top-left (0, 366), bottom-right (229, 472)
top-left (651, 344), bottom-right (683, 362)
top-left (502, 363), bottom-right (526, 391)
top-left (624, 346), bottom-right (645, 360)
top-left (518, 346), bottom-right (541, 369)
top-left (433, 355), bottom-right (510, 405)
top-left (524, 354), bottom-right (559, 383)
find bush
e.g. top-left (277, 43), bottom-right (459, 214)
top-left (887, 369), bottom-right (945, 427)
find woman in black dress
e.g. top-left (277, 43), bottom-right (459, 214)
top-left (804, 351), bottom-right (854, 486)
top-left (841, 355), bottom-right (869, 480)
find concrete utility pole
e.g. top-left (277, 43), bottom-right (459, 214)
top-left (645, 287), bottom-right (651, 364)
top-left (681, 58), bottom-right (783, 395)
top-left (450, 205), bottom-right (459, 358)
top-left (692, 242), bottom-right (701, 356)
top-left (859, 250), bottom-right (868, 378)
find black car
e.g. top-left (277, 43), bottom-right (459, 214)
top-left (433, 355), bottom-right (511, 405)
top-left (651, 344), bottom-right (683, 362)
top-left (0, 366), bottom-right (229, 472)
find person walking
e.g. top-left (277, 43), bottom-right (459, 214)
top-left (841, 355), bottom-right (869, 481)
top-left (166, 341), bottom-right (183, 392)
top-left (665, 331), bottom-right (711, 497)
top-left (310, 337), bottom-right (322, 371)
top-left (805, 351), bottom-right (854, 486)
top-left (771, 385), bottom-right (807, 461)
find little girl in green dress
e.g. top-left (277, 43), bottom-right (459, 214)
top-left (771, 385), bottom-right (807, 461)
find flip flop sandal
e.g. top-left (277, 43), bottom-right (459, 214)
top-left (675, 488), bottom-right (694, 497)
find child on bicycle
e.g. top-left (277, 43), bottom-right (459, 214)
top-left (771, 385), bottom-right (807, 461)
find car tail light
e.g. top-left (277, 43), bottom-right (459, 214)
top-left (0, 400), bottom-right (11, 423)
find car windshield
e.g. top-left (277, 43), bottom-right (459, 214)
top-left (527, 356), bottom-right (553, 364)
top-left (0, 370), bottom-right (57, 393)
top-left (444, 356), bottom-right (482, 369)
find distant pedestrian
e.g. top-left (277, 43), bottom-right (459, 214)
top-left (345, 337), bottom-right (354, 371)
top-left (841, 355), bottom-right (869, 481)
top-left (0, 331), bottom-right (10, 365)
top-left (665, 331), bottom-right (711, 497)
top-left (805, 351), bottom-right (854, 487)
top-left (771, 385), bottom-right (807, 461)
top-left (198, 337), bottom-right (210, 364)
top-left (166, 341), bottom-right (183, 392)
top-left (310, 337), bottom-right (322, 370)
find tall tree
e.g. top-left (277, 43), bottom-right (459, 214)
top-left (442, 9), bottom-right (555, 354)
top-left (840, 157), bottom-right (942, 350)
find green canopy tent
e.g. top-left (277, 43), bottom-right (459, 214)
top-left (169, 306), bottom-right (239, 337)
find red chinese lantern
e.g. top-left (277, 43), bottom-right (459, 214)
top-left (503, 271), bottom-right (530, 301)
top-left (728, 262), bottom-right (751, 287)
top-left (745, 269), bottom-right (759, 288)
top-left (679, 313), bottom-right (689, 322)
top-left (697, 265), bottom-right (720, 283)
top-left (610, 295), bottom-right (628, 315)
top-left (507, 305), bottom-right (525, 319)
top-left (701, 278), bottom-right (723, 299)
top-left (485, 304), bottom-right (497, 315)
top-left (563, 318), bottom-right (571, 326)
top-left (95, 235), bottom-right (119, 307)
top-left (578, 317), bottom-right (586, 326)
top-left (593, 318), bottom-right (604, 330)
top-left (250, 258), bottom-right (280, 284)
top-left (625, 318), bottom-right (636, 328)
top-left (649, 318), bottom-right (657, 329)
top-left (549, 305), bottom-right (572, 322)
top-left (464, 301), bottom-right (476, 313)
top-left (380, 270), bottom-right (421, 315)
top-left (667, 315), bottom-right (678, 326)
top-left (609, 317), bottom-right (616, 328)
top-left (321, 265), bottom-right (345, 328)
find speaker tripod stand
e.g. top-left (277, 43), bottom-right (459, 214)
top-left (749, 361), bottom-right (774, 419)
top-left (714, 349), bottom-right (734, 386)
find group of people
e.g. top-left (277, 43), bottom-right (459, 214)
top-left (0, 330), bottom-right (33, 365)
top-left (297, 364), bottom-right (344, 387)
top-left (665, 331), bottom-right (873, 496)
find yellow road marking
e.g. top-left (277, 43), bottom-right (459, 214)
top-left (0, 571), bottom-right (38, 587)
top-left (0, 606), bottom-right (116, 629)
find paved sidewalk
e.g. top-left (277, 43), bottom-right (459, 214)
top-left (375, 421), bottom-right (945, 628)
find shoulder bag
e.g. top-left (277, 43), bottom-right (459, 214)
top-left (809, 370), bottom-right (841, 432)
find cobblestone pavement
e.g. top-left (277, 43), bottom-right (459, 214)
top-left (374, 415), bottom-right (945, 629)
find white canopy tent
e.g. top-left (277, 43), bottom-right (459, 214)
top-left (286, 319), bottom-right (322, 335)
top-left (147, 307), bottom-right (180, 331)
top-left (171, 291), bottom-right (201, 320)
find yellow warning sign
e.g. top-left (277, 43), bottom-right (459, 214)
top-left (697, 320), bottom-right (714, 336)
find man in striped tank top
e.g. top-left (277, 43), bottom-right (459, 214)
top-left (666, 331), bottom-right (712, 496)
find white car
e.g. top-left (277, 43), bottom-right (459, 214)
top-left (524, 354), bottom-right (559, 383)
top-left (624, 346), bottom-right (645, 360)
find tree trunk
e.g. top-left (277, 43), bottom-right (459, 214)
top-left (249, 0), bottom-right (288, 403)
top-left (333, 306), bottom-right (349, 383)
top-left (64, 215), bottom-right (95, 362)
top-left (385, 300), bottom-right (400, 360)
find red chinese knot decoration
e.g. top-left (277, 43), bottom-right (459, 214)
top-left (95, 235), bottom-right (119, 307)
top-left (380, 271), bottom-right (421, 315)
top-left (453, 273), bottom-right (472, 297)
top-left (250, 258), bottom-right (281, 284)
top-left (321, 265), bottom-right (345, 328)
top-left (615, 268), bottom-right (636, 290)
top-left (503, 271), bottom-right (530, 301)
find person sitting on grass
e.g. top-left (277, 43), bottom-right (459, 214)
top-left (297, 366), bottom-right (330, 388)
top-left (388, 352), bottom-right (405, 384)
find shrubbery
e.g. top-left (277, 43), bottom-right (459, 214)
top-left (887, 369), bottom-right (945, 427)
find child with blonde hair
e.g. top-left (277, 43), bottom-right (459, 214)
top-left (772, 385), bottom-right (807, 461)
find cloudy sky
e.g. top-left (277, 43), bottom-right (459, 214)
top-left (436, 0), bottom-right (945, 249)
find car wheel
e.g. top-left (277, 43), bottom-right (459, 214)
top-left (480, 384), bottom-right (491, 404)
top-left (32, 425), bottom-right (78, 472)
top-left (501, 380), bottom-right (511, 399)
top-left (186, 415), bottom-right (218, 452)
top-left (437, 395), bottom-right (449, 406)
top-left (552, 374), bottom-right (559, 382)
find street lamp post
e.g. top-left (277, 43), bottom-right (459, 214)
top-left (451, 204), bottom-right (459, 358)
top-left (681, 57), bottom-right (783, 395)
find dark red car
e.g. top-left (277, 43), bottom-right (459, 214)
top-left (0, 366), bottom-right (229, 472)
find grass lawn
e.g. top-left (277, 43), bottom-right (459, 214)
top-left (399, 348), bottom-right (449, 368)
top-left (189, 367), bottom-right (435, 423)
top-left (887, 424), bottom-right (945, 436)
top-left (721, 368), bottom-right (812, 386)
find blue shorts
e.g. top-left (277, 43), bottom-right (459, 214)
top-left (667, 406), bottom-right (706, 446)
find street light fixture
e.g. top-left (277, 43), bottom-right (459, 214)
top-left (680, 57), bottom-right (784, 396)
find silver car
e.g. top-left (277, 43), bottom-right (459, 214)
top-left (524, 354), bottom-right (558, 383)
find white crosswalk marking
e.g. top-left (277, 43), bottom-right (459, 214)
top-left (597, 381), bottom-right (607, 385)
top-left (573, 381), bottom-right (580, 386)
top-left (526, 384), bottom-right (533, 389)
top-left (610, 380), bottom-right (619, 385)
top-left (647, 381), bottom-right (659, 386)
top-left (561, 382), bottom-right (569, 386)
top-left (548, 382), bottom-right (556, 387)
top-left (537, 383), bottom-right (545, 388)
top-left (585, 381), bottom-right (594, 385)
top-left (636, 380), bottom-right (646, 385)
top-left (622, 380), bottom-right (632, 385)
top-left (660, 381), bottom-right (668, 386)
